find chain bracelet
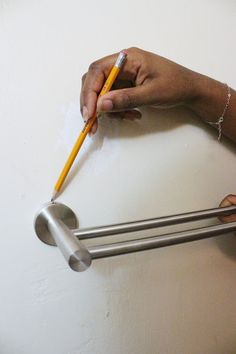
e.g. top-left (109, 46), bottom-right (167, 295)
top-left (207, 83), bottom-right (231, 141)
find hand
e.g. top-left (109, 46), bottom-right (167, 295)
top-left (219, 194), bottom-right (236, 222)
top-left (80, 47), bottom-right (201, 134)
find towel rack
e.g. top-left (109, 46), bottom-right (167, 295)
top-left (34, 202), bottom-right (236, 272)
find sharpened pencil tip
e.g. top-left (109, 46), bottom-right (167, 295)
top-left (51, 189), bottom-right (58, 203)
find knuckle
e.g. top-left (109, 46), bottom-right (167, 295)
top-left (88, 60), bottom-right (101, 72)
top-left (127, 46), bottom-right (141, 54)
top-left (119, 92), bottom-right (134, 109)
top-left (225, 194), bottom-right (236, 202)
top-left (81, 73), bottom-right (87, 83)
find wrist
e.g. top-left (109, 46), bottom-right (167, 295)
top-left (185, 73), bottom-right (227, 122)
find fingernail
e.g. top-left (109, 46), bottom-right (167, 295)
top-left (82, 106), bottom-right (89, 121)
top-left (99, 99), bottom-right (113, 112)
top-left (91, 124), bottom-right (97, 135)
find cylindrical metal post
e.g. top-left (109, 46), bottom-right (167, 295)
top-left (34, 203), bottom-right (92, 272)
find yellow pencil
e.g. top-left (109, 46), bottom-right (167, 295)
top-left (51, 51), bottom-right (127, 201)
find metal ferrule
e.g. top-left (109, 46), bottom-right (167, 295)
top-left (114, 51), bottom-right (127, 68)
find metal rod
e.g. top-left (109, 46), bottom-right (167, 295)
top-left (88, 221), bottom-right (236, 259)
top-left (43, 204), bottom-right (92, 271)
top-left (73, 205), bottom-right (236, 240)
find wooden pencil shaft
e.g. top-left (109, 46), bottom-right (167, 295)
top-left (52, 52), bottom-right (127, 196)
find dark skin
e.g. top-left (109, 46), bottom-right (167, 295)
top-left (80, 47), bottom-right (236, 222)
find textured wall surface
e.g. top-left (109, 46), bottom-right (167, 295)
top-left (1, 1), bottom-right (236, 353)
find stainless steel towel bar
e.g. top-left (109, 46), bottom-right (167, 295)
top-left (73, 205), bottom-right (236, 239)
top-left (34, 202), bottom-right (236, 272)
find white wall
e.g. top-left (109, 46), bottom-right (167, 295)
top-left (1, 1), bottom-right (236, 353)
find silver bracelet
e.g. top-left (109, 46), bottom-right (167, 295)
top-left (207, 83), bottom-right (231, 141)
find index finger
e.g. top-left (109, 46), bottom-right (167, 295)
top-left (80, 52), bottom-right (119, 121)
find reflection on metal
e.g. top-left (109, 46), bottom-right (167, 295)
top-left (34, 202), bottom-right (236, 272)
top-left (34, 203), bottom-right (91, 271)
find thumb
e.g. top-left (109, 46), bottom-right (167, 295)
top-left (97, 84), bottom-right (156, 112)
top-left (218, 194), bottom-right (236, 223)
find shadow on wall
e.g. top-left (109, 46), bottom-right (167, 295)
top-left (61, 105), bottom-right (236, 266)
top-left (215, 233), bottom-right (236, 262)
top-left (62, 105), bottom-right (236, 192)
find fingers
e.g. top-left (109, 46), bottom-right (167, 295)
top-left (219, 194), bottom-right (236, 207)
top-left (97, 82), bottom-right (158, 113)
top-left (80, 52), bottom-right (123, 135)
top-left (218, 194), bottom-right (236, 222)
top-left (80, 53), bottom-right (120, 120)
top-left (90, 118), bottom-right (98, 135)
top-left (80, 69), bottom-right (105, 121)
top-left (80, 47), bottom-right (147, 134)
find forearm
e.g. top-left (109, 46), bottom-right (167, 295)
top-left (81, 47), bottom-right (236, 141)
top-left (187, 74), bottom-right (236, 142)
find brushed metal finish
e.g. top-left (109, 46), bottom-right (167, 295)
top-left (89, 221), bottom-right (236, 259)
top-left (34, 203), bottom-right (92, 271)
top-left (35, 203), bottom-right (236, 271)
top-left (35, 202), bottom-right (77, 246)
top-left (73, 205), bottom-right (236, 240)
